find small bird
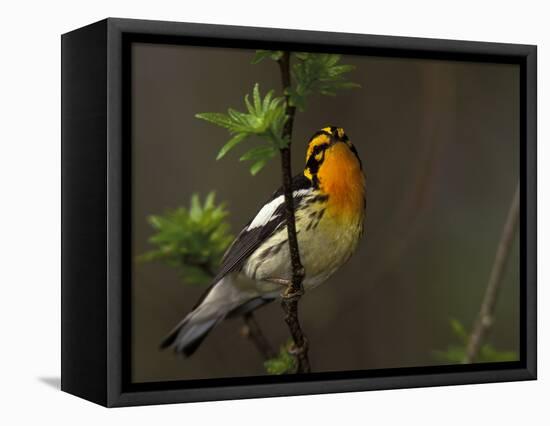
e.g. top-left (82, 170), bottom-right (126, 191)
top-left (161, 126), bottom-right (366, 356)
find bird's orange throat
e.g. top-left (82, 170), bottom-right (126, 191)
top-left (314, 142), bottom-right (365, 220)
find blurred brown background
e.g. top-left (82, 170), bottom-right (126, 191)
top-left (131, 43), bottom-right (519, 383)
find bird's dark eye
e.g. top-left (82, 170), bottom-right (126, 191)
top-left (310, 143), bottom-right (329, 162)
top-left (312, 144), bottom-right (327, 156)
top-left (306, 143), bottom-right (328, 176)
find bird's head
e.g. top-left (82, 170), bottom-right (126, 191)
top-left (304, 126), bottom-right (363, 186)
top-left (304, 126), bottom-right (365, 217)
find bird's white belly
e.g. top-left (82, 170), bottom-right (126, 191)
top-left (242, 210), bottom-right (362, 294)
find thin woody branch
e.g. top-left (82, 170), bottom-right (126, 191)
top-left (241, 312), bottom-right (276, 360)
top-left (277, 51), bottom-right (311, 373)
top-left (464, 183), bottom-right (520, 363)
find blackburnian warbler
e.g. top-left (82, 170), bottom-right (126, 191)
top-left (161, 126), bottom-right (366, 356)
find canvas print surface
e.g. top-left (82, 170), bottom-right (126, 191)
top-left (130, 43), bottom-right (520, 383)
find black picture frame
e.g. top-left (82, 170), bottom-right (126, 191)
top-left (61, 17), bottom-right (537, 407)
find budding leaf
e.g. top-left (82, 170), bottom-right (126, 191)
top-left (196, 84), bottom-right (288, 174)
top-left (251, 50), bottom-right (284, 64)
top-left (264, 340), bottom-right (297, 375)
top-left (139, 192), bottom-right (234, 285)
top-left (433, 318), bottom-right (518, 364)
top-left (289, 53), bottom-right (360, 111)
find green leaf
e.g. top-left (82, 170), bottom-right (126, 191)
top-left (433, 346), bottom-right (466, 363)
top-left (252, 83), bottom-right (262, 115)
top-left (449, 318), bottom-right (468, 343)
top-left (264, 340), bottom-right (296, 375)
top-left (204, 192), bottom-right (215, 209)
top-left (270, 51), bottom-right (284, 61)
top-left (288, 53), bottom-right (360, 111)
top-left (240, 145), bottom-right (277, 175)
top-left (434, 318), bottom-right (518, 364)
top-left (239, 145), bottom-right (276, 162)
top-left (251, 50), bottom-right (272, 64)
top-left (196, 84), bottom-right (287, 173)
top-left (194, 112), bottom-right (234, 129)
top-left (250, 158), bottom-right (269, 175)
top-left (189, 193), bottom-right (201, 220)
top-left (216, 133), bottom-right (247, 160)
top-left (138, 192), bottom-right (234, 286)
top-left (294, 52), bottom-right (308, 60)
top-left (244, 94), bottom-right (255, 115)
top-left (479, 344), bottom-right (518, 362)
top-left (262, 90), bottom-right (273, 112)
top-left (251, 50), bottom-right (284, 64)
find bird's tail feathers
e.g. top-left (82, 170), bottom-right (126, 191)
top-left (159, 301), bottom-right (228, 357)
top-left (160, 275), bottom-right (254, 357)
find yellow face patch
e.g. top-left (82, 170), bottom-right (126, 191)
top-left (306, 132), bottom-right (331, 160)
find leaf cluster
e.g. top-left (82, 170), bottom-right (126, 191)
top-left (251, 50), bottom-right (284, 64)
top-left (264, 339), bottom-right (297, 375)
top-left (433, 319), bottom-right (517, 364)
top-left (196, 84), bottom-right (288, 175)
top-left (139, 192), bottom-right (233, 285)
top-left (287, 53), bottom-right (360, 111)
top-left (197, 51), bottom-right (359, 175)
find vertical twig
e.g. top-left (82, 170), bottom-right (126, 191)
top-left (277, 51), bottom-right (311, 373)
top-left (464, 184), bottom-right (520, 363)
top-left (241, 312), bottom-right (276, 360)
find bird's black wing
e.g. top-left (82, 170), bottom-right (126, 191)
top-left (214, 173), bottom-right (312, 282)
top-left (192, 174), bottom-right (312, 309)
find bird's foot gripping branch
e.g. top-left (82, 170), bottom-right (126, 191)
top-left (281, 281), bottom-right (310, 373)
